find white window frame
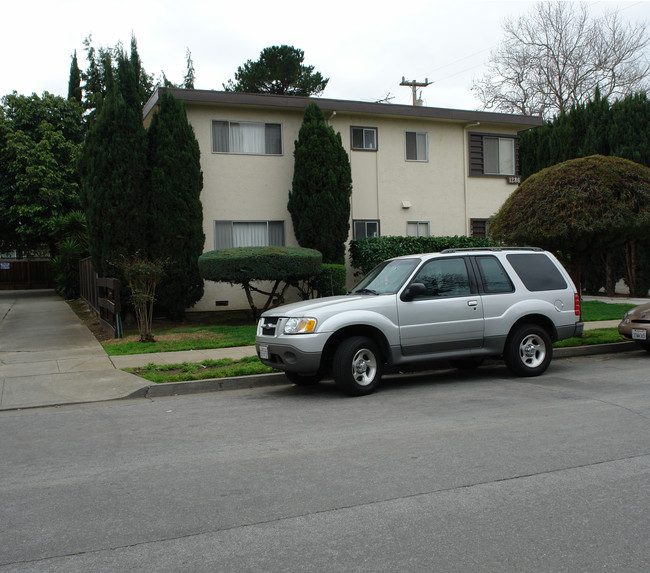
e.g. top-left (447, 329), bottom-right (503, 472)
top-left (484, 137), bottom-right (515, 175)
top-left (212, 120), bottom-right (282, 156)
top-left (405, 131), bottom-right (428, 161)
top-left (351, 126), bottom-right (378, 151)
top-left (214, 220), bottom-right (285, 249)
top-left (407, 221), bottom-right (430, 237)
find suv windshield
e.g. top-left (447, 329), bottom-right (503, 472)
top-left (351, 258), bottom-right (420, 295)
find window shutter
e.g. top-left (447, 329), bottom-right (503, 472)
top-left (468, 133), bottom-right (483, 176)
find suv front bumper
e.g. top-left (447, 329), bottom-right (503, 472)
top-left (256, 337), bottom-right (325, 374)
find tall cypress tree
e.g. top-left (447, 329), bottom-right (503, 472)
top-left (288, 102), bottom-right (352, 264)
top-left (67, 51), bottom-right (82, 103)
top-left (79, 48), bottom-right (150, 276)
top-left (147, 90), bottom-right (205, 317)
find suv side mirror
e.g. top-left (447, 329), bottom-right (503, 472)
top-left (401, 282), bottom-right (427, 301)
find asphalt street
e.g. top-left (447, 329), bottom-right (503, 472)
top-left (1, 350), bottom-right (648, 572)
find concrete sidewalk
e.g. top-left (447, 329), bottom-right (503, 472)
top-left (0, 289), bottom-right (645, 411)
top-left (0, 290), bottom-right (150, 410)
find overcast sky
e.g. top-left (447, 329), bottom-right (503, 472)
top-left (2, 0), bottom-right (649, 111)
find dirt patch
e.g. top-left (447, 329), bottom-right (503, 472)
top-left (67, 298), bottom-right (255, 344)
top-left (67, 299), bottom-right (114, 343)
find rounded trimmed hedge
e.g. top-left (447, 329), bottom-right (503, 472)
top-left (198, 246), bottom-right (323, 284)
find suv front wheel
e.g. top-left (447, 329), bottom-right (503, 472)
top-left (332, 336), bottom-right (383, 396)
top-left (504, 324), bottom-right (552, 377)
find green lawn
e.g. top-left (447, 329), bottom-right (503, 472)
top-left (103, 324), bottom-right (257, 356)
top-left (580, 300), bottom-right (635, 321)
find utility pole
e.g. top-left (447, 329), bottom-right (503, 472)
top-left (400, 77), bottom-right (432, 106)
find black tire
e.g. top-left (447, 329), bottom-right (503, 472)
top-left (449, 358), bottom-right (484, 370)
top-left (332, 336), bottom-right (383, 396)
top-left (504, 324), bottom-right (553, 377)
top-left (636, 341), bottom-right (650, 353)
top-left (285, 371), bottom-right (322, 386)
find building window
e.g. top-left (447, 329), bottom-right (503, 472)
top-left (405, 131), bottom-right (427, 161)
top-left (214, 220), bottom-right (285, 249)
top-left (484, 137), bottom-right (514, 175)
top-left (351, 126), bottom-right (378, 150)
top-left (212, 121), bottom-right (282, 155)
top-left (469, 133), bottom-right (518, 176)
top-left (353, 220), bottom-right (380, 240)
top-left (470, 218), bottom-right (488, 238)
top-left (407, 221), bottom-right (430, 237)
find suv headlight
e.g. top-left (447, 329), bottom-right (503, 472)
top-left (284, 317), bottom-right (318, 334)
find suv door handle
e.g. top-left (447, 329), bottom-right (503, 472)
top-left (467, 300), bottom-right (478, 307)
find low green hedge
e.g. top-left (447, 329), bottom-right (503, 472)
top-left (198, 247), bottom-right (323, 283)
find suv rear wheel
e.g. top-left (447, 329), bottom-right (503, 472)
top-left (504, 324), bottom-right (552, 377)
top-left (332, 336), bottom-right (383, 396)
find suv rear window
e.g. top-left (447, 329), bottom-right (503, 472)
top-left (506, 253), bottom-right (567, 291)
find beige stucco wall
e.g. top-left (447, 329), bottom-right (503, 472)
top-left (182, 104), bottom-right (523, 312)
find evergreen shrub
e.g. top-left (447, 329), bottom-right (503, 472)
top-left (349, 236), bottom-right (497, 275)
top-left (198, 247), bottom-right (322, 283)
top-left (312, 264), bottom-right (347, 297)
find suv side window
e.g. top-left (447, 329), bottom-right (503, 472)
top-left (476, 256), bottom-right (514, 293)
top-left (411, 258), bottom-right (472, 298)
top-left (507, 253), bottom-right (567, 291)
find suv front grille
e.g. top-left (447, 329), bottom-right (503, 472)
top-left (260, 317), bottom-right (280, 336)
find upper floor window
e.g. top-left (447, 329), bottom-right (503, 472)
top-left (484, 137), bottom-right (514, 175)
top-left (351, 126), bottom-right (378, 151)
top-left (214, 220), bottom-right (285, 249)
top-left (212, 120), bottom-right (282, 155)
top-left (406, 131), bottom-right (427, 161)
top-left (469, 133), bottom-right (518, 176)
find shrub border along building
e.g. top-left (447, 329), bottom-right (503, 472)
top-left (349, 235), bottom-right (498, 275)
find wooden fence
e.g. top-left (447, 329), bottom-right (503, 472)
top-left (79, 257), bottom-right (122, 338)
top-left (0, 259), bottom-right (53, 290)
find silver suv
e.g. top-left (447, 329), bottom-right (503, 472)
top-left (256, 248), bottom-right (583, 396)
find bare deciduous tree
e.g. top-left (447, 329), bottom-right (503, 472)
top-left (472, 2), bottom-right (650, 118)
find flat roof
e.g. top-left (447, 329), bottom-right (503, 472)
top-left (143, 87), bottom-right (543, 129)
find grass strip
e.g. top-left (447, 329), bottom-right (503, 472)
top-left (125, 355), bottom-right (275, 384)
top-left (553, 328), bottom-right (622, 348)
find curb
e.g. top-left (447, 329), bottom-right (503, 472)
top-left (553, 341), bottom-right (637, 358)
top-left (125, 372), bottom-right (291, 400)
top-left (124, 341), bottom-right (642, 399)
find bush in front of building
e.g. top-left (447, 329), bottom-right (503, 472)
top-left (198, 246), bottom-right (322, 319)
top-left (349, 236), bottom-right (498, 276)
top-left (313, 264), bottom-right (347, 297)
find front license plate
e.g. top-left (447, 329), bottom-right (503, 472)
top-left (259, 344), bottom-right (269, 359)
top-left (632, 329), bottom-right (647, 341)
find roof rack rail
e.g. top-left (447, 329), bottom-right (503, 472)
top-left (440, 246), bottom-right (544, 254)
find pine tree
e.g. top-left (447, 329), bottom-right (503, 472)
top-left (67, 51), bottom-right (82, 103)
top-left (183, 48), bottom-right (196, 89)
top-left (288, 102), bottom-right (352, 264)
top-left (147, 90), bottom-right (205, 317)
top-left (79, 48), bottom-right (150, 276)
